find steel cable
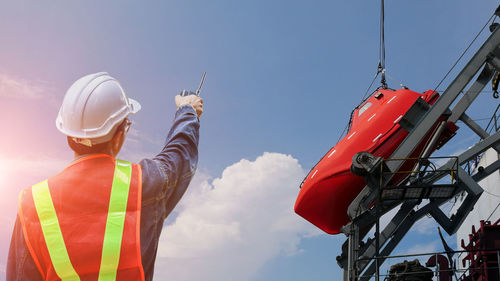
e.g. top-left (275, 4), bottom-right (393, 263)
top-left (433, 13), bottom-right (495, 93)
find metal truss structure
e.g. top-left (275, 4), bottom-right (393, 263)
top-left (337, 9), bottom-right (500, 281)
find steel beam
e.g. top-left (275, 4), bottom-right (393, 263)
top-left (448, 64), bottom-right (494, 123)
top-left (341, 16), bottom-right (500, 281)
top-left (354, 159), bottom-right (487, 280)
top-left (473, 158), bottom-right (500, 181)
top-left (356, 202), bottom-right (416, 270)
top-left (461, 113), bottom-right (491, 139)
top-left (438, 129), bottom-right (500, 176)
top-left (387, 27), bottom-right (500, 174)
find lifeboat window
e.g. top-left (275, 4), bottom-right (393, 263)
top-left (358, 102), bottom-right (372, 116)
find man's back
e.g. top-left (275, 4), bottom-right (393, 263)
top-left (18, 156), bottom-right (143, 281)
top-left (8, 72), bottom-right (203, 281)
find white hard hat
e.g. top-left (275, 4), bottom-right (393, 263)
top-left (56, 72), bottom-right (141, 146)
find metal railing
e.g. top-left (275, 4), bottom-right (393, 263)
top-left (377, 156), bottom-right (460, 202)
top-left (355, 248), bottom-right (500, 281)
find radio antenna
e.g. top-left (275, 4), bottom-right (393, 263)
top-left (196, 72), bottom-right (207, 96)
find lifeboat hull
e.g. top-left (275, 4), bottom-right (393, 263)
top-left (294, 88), bottom-right (443, 234)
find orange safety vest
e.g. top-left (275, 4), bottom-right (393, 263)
top-left (18, 154), bottom-right (145, 281)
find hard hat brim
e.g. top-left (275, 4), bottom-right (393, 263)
top-left (128, 98), bottom-right (141, 114)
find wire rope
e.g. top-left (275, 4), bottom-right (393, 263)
top-left (486, 201), bottom-right (500, 221)
top-left (379, 0), bottom-right (387, 88)
top-left (338, 0), bottom-right (388, 142)
top-left (433, 13), bottom-right (495, 93)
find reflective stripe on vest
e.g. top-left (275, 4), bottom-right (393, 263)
top-left (98, 159), bottom-right (132, 281)
top-left (32, 159), bottom-right (133, 281)
top-left (32, 180), bottom-right (80, 281)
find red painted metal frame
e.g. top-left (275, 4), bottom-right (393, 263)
top-left (461, 219), bottom-right (500, 281)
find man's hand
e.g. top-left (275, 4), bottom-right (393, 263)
top-left (175, 95), bottom-right (203, 117)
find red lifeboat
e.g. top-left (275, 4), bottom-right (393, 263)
top-left (294, 88), bottom-right (444, 234)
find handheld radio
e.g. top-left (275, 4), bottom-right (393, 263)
top-left (180, 72), bottom-right (207, 97)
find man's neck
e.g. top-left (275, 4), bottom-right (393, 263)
top-left (73, 152), bottom-right (113, 161)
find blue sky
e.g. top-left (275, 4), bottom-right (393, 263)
top-left (0, 1), bottom-right (499, 280)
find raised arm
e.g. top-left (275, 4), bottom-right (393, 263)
top-left (140, 95), bottom-right (203, 219)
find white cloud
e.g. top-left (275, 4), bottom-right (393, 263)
top-left (127, 127), bottom-right (163, 147)
top-left (0, 153), bottom-right (70, 268)
top-left (0, 154), bottom-right (69, 190)
top-left (404, 241), bottom-right (439, 256)
top-left (0, 154), bottom-right (69, 225)
top-left (413, 215), bottom-right (437, 235)
top-left (120, 127), bottom-right (165, 163)
top-left (0, 73), bottom-right (56, 105)
top-left (154, 152), bottom-right (320, 281)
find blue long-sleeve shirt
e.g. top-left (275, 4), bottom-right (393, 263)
top-left (7, 104), bottom-right (200, 281)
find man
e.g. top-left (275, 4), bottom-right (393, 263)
top-left (7, 72), bottom-right (203, 281)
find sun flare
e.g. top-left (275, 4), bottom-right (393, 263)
top-left (0, 157), bottom-right (7, 187)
